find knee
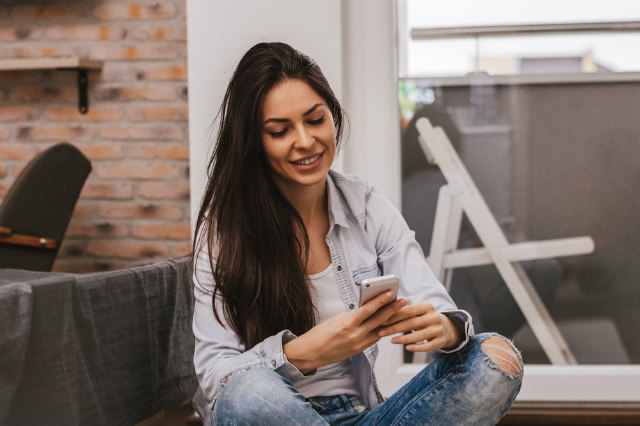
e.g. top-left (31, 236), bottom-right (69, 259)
top-left (214, 367), bottom-right (292, 420)
top-left (480, 335), bottom-right (523, 380)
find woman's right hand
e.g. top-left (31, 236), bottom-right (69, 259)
top-left (283, 291), bottom-right (407, 374)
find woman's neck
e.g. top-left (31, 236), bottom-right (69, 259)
top-left (276, 177), bottom-right (328, 225)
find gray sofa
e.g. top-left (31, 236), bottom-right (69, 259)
top-left (0, 256), bottom-right (199, 426)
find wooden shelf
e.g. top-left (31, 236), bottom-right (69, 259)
top-left (0, 56), bottom-right (103, 114)
top-left (0, 56), bottom-right (102, 71)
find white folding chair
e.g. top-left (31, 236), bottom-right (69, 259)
top-left (415, 117), bottom-right (595, 365)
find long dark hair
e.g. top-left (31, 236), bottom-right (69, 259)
top-left (192, 42), bottom-right (345, 348)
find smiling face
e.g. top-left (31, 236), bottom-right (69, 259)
top-left (261, 78), bottom-right (337, 195)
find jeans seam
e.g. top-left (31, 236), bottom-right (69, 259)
top-left (386, 368), bottom-right (466, 426)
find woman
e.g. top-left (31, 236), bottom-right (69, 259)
top-left (192, 42), bottom-right (523, 425)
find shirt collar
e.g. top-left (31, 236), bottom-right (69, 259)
top-left (327, 170), bottom-right (369, 230)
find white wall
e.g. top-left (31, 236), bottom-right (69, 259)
top-left (188, 0), bottom-right (401, 233)
top-left (187, 0), bottom-right (402, 394)
top-left (187, 0), bottom-right (344, 234)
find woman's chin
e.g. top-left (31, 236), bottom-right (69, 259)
top-left (281, 166), bottom-right (330, 189)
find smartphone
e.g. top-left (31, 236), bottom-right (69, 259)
top-left (359, 274), bottom-right (400, 306)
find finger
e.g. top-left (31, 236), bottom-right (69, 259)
top-left (362, 298), bottom-right (407, 332)
top-left (379, 316), bottom-right (427, 337)
top-left (391, 324), bottom-right (443, 345)
top-left (352, 291), bottom-right (397, 324)
top-left (406, 335), bottom-right (448, 353)
top-left (379, 311), bottom-right (440, 337)
top-left (357, 332), bottom-right (381, 353)
top-left (383, 303), bottom-right (434, 326)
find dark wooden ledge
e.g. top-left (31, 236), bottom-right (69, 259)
top-left (500, 401), bottom-right (640, 425)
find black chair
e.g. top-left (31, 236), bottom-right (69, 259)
top-left (0, 143), bottom-right (91, 271)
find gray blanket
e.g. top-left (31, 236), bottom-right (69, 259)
top-left (0, 256), bottom-right (197, 426)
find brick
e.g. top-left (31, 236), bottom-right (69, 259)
top-left (126, 142), bottom-right (188, 160)
top-left (86, 239), bottom-right (170, 258)
top-left (66, 220), bottom-right (129, 238)
top-left (94, 84), bottom-right (183, 102)
top-left (17, 125), bottom-right (93, 141)
top-left (131, 222), bottom-right (190, 240)
top-left (81, 180), bottom-right (134, 199)
top-left (0, 127), bottom-right (9, 140)
top-left (10, 85), bottom-right (76, 103)
top-left (94, 160), bottom-right (183, 179)
top-left (45, 105), bottom-right (122, 122)
top-left (0, 163), bottom-right (6, 178)
top-left (171, 241), bottom-right (192, 257)
top-left (45, 24), bottom-right (127, 41)
top-left (128, 104), bottom-right (187, 121)
top-left (0, 106), bottom-right (38, 121)
top-left (0, 178), bottom-right (14, 198)
top-left (75, 201), bottom-right (183, 220)
top-left (10, 161), bottom-right (29, 176)
top-left (75, 143), bottom-right (125, 160)
top-left (10, 5), bottom-right (88, 20)
top-left (90, 44), bottom-right (181, 61)
top-left (101, 62), bottom-right (187, 82)
top-left (136, 180), bottom-right (189, 200)
top-left (0, 70), bottom-right (43, 83)
top-left (0, 145), bottom-right (37, 160)
top-left (128, 23), bottom-right (187, 41)
top-left (135, 63), bottom-right (187, 81)
top-left (0, 45), bottom-right (75, 59)
top-left (93, 1), bottom-right (176, 21)
top-left (98, 124), bottom-right (184, 140)
top-left (0, 27), bottom-right (43, 41)
top-left (100, 62), bottom-right (139, 81)
top-left (58, 239), bottom-right (89, 257)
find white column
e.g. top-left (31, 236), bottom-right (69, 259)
top-left (341, 0), bottom-right (401, 207)
top-left (341, 0), bottom-right (404, 395)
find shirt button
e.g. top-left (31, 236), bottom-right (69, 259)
top-left (336, 265), bottom-right (343, 272)
top-left (348, 303), bottom-right (355, 310)
top-left (271, 360), bottom-right (277, 368)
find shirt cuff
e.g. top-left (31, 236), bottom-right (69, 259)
top-left (262, 329), bottom-right (312, 381)
top-left (439, 309), bottom-right (474, 354)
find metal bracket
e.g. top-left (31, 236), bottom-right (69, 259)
top-left (77, 69), bottom-right (89, 114)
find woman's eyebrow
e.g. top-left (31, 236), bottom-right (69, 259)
top-left (264, 103), bottom-right (323, 124)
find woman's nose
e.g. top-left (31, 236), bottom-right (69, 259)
top-left (294, 125), bottom-right (314, 149)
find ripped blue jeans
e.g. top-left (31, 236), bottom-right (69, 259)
top-left (210, 333), bottom-right (523, 425)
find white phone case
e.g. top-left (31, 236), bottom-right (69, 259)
top-left (359, 274), bottom-right (400, 306)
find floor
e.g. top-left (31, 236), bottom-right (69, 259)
top-left (136, 403), bottom-right (640, 426)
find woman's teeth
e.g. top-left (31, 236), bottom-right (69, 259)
top-left (294, 154), bottom-right (321, 165)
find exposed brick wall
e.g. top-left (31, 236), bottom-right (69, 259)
top-left (0, 1), bottom-right (191, 273)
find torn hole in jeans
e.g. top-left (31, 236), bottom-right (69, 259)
top-left (481, 337), bottom-right (523, 380)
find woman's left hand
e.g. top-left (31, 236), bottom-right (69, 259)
top-left (377, 303), bottom-right (460, 352)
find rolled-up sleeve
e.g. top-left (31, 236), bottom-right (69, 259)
top-left (192, 240), bottom-right (308, 410)
top-left (365, 188), bottom-right (474, 352)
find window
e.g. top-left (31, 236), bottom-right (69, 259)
top-left (390, 0), bottom-right (640, 400)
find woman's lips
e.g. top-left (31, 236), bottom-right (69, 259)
top-left (290, 152), bottom-right (324, 170)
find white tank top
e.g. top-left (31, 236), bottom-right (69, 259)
top-left (291, 263), bottom-right (360, 398)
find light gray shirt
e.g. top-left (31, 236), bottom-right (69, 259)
top-left (192, 170), bottom-right (473, 411)
top-left (293, 264), bottom-right (359, 398)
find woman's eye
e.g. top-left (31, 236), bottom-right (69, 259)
top-left (269, 129), bottom-right (288, 138)
top-left (308, 117), bottom-right (325, 125)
